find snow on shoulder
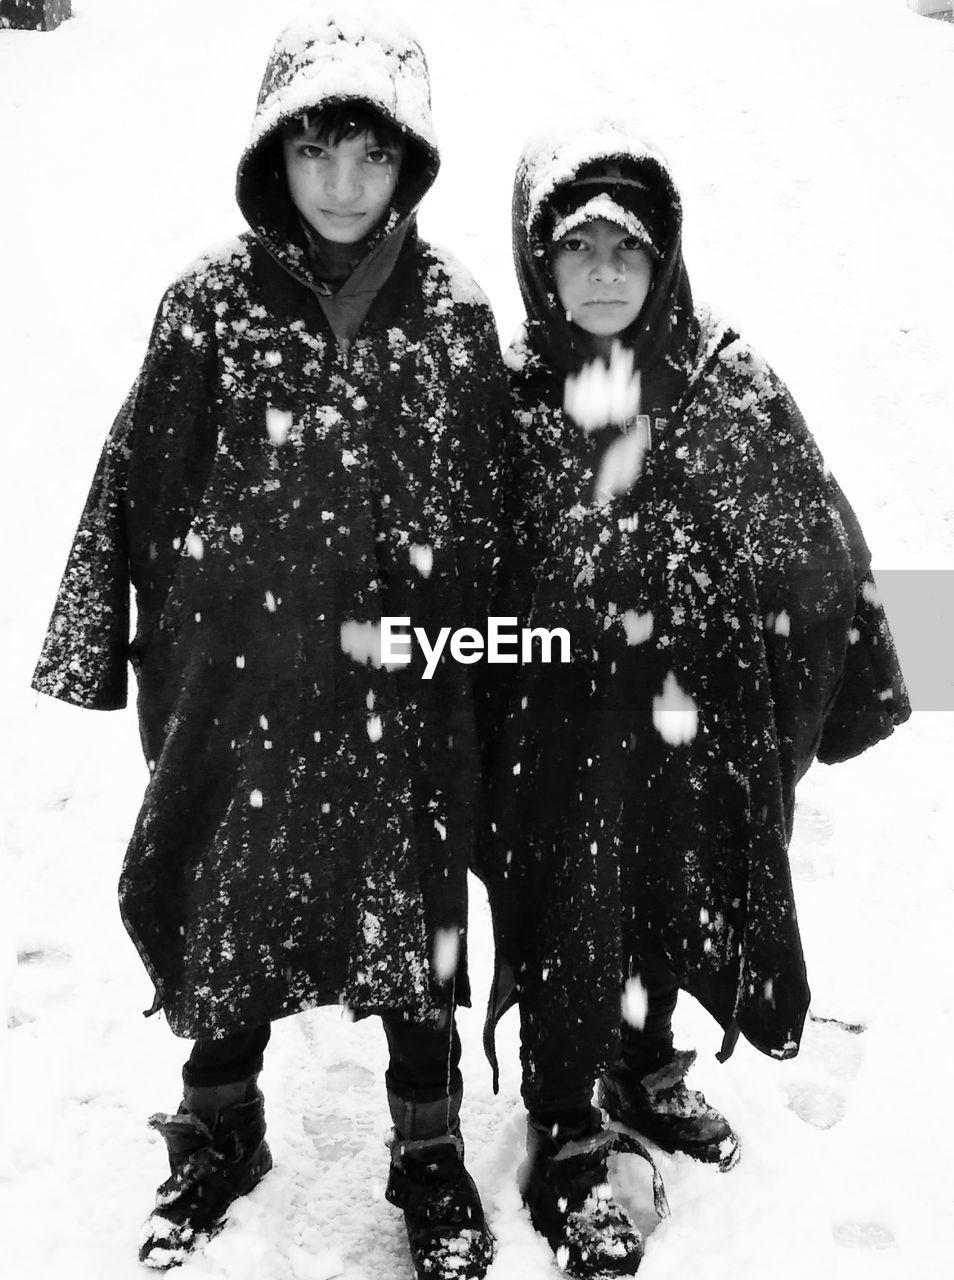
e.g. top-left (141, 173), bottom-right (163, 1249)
top-left (173, 236), bottom-right (252, 290)
top-left (424, 244), bottom-right (490, 309)
top-left (518, 110), bottom-right (672, 228)
top-left (249, 2), bottom-right (436, 154)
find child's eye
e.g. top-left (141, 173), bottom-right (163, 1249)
top-left (365, 147), bottom-right (396, 165)
top-left (556, 237), bottom-right (587, 253)
top-left (299, 144), bottom-right (328, 160)
top-left (620, 236), bottom-right (646, 252)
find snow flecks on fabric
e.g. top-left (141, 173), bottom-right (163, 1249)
top-left (247, 4), bottom-right (436, 156)
top-left (427, 246), bottom-right (491, 309)
top-left (552, 193), bottom-right (652, 245)
top-left (184, 531), bottom-right (204, 561)
top-left (174, 237), bottom-right (252, 289)
top-left (564, 345), bottom-right (641, 432)
top-left (519, 114), bottom-right (673, 237)
top-left (652, 672), bottom-right (698, 745)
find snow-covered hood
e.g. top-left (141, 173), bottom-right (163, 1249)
top-left (512, 114), bottom-right (697, 376)
top-left (236, 2), bottom-right (440, 284)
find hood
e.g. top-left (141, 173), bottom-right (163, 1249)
top-left (512, 114), bottom-right (697, 379)
top-left (236, 2), bottom-right (440, 287)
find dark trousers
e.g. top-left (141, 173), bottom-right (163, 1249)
top-left (523, 953), bottom-right (679, 1124)
top-left (183, 1010), bottom-right (463, 1138)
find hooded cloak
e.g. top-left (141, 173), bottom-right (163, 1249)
top-left (33, 4), bottom-right (507, 1038)
top-left (478, 115), bottom-right (909, 1094)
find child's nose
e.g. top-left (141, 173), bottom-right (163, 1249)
top-left (590, 254), bottom-right (625, 283)
top-left (325, 159), bottom-right (361, 202)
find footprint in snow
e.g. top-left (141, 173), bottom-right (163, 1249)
top-left (323, 1059), bottom-right (375, 1090)
top-left (17, 945), bottom-right (71, 965)
top-left (832, 1222), bottom-right (897, 1250)
top-left (785, 1083), bottom-right (846, 1130)
top-left (784, 1013), bottom-right (865, 1129)
top-left (303, 1110), bottom-right (362, 1159)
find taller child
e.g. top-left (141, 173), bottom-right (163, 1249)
top-left (32, 5), bottom-right (505, 1276)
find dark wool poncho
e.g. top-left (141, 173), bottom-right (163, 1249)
top-left (478, 119), bottom-right (909, 1094)
top-left (32, 8), bottom-right (507, 1039)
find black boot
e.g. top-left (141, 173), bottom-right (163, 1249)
top-left (520, 1108), bottom-right (668, 1279)
top-left (386, 1128), bottom-right (494, 1279)
top-left (138, 1081), bottom-right (272, 1269)
top-left (599, 1049), bottom-right (740, 1171)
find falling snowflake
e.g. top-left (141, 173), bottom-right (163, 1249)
top-left (265, 407), bottom-right (292, 445)
top-left (621, 975), bottom-right (649, 1028)
top-left (432, 927), bottom-right (460, 982)
top-left (622, 609), bottom-right (653, 645)
top-left (652, 672), bottom-right (698, 745)
top-left (409, 543), bottom-right (434, 578)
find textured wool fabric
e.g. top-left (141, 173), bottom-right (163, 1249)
top-left (32, 7), bottom-right (507, 1038)
top-left (477, 116), bottom-right (909, 1098)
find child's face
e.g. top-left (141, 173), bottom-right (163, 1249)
top-left (283, 124), bottom-right (404, 244)
top-left (550, 218), bottom-right (654, 346)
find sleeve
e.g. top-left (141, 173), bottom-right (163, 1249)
top-left (815, 486), bottom-right (911, 764)
top-left (729, 362), bottom-right (911, 783)
top-left (31, 391), bottom-right (136, 710)
top-left (31, 273), bottom-right (216, 710)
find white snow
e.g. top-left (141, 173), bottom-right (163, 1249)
top-left (551, 194), bottom-right (654, 249)
top-left (2, 2), bottom-right (953, 1279)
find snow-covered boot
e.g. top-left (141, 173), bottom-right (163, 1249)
top-left (599, 1049), bottom-right (740, 1171)
top-left (138, 1081), bottom-right (272, 1269)
top-left (386, 1128), bottom-right (495, 1279)
top-left (520, 1108), bottom-right (668, 1278)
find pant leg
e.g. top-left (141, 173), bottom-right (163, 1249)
top-left (619, 954), bottom-right (678, 1077)
top-left (518, 994), bottom-right (604, 1121)
top-left (383, 1008), bottom-right (462, 1139)
top-left (183, 1024), bottom-right (271, 1089)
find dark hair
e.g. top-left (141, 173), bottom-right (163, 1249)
top-left (282, 101), bottom-right (405, 152)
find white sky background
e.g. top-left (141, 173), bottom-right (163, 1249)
top-left (1, 2), bottom-right (953, 1278)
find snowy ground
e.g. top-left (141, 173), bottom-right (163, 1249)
top-left (2, 1), bottom-right (953, 1278)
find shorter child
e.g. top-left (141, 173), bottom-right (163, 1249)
top-left (478, 116), bottom-right (909, 1277)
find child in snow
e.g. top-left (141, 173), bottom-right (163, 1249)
top-left (32, 6), bottom-right (506, 1276)
top-left (477, 116), bottom-right (910, 1276)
